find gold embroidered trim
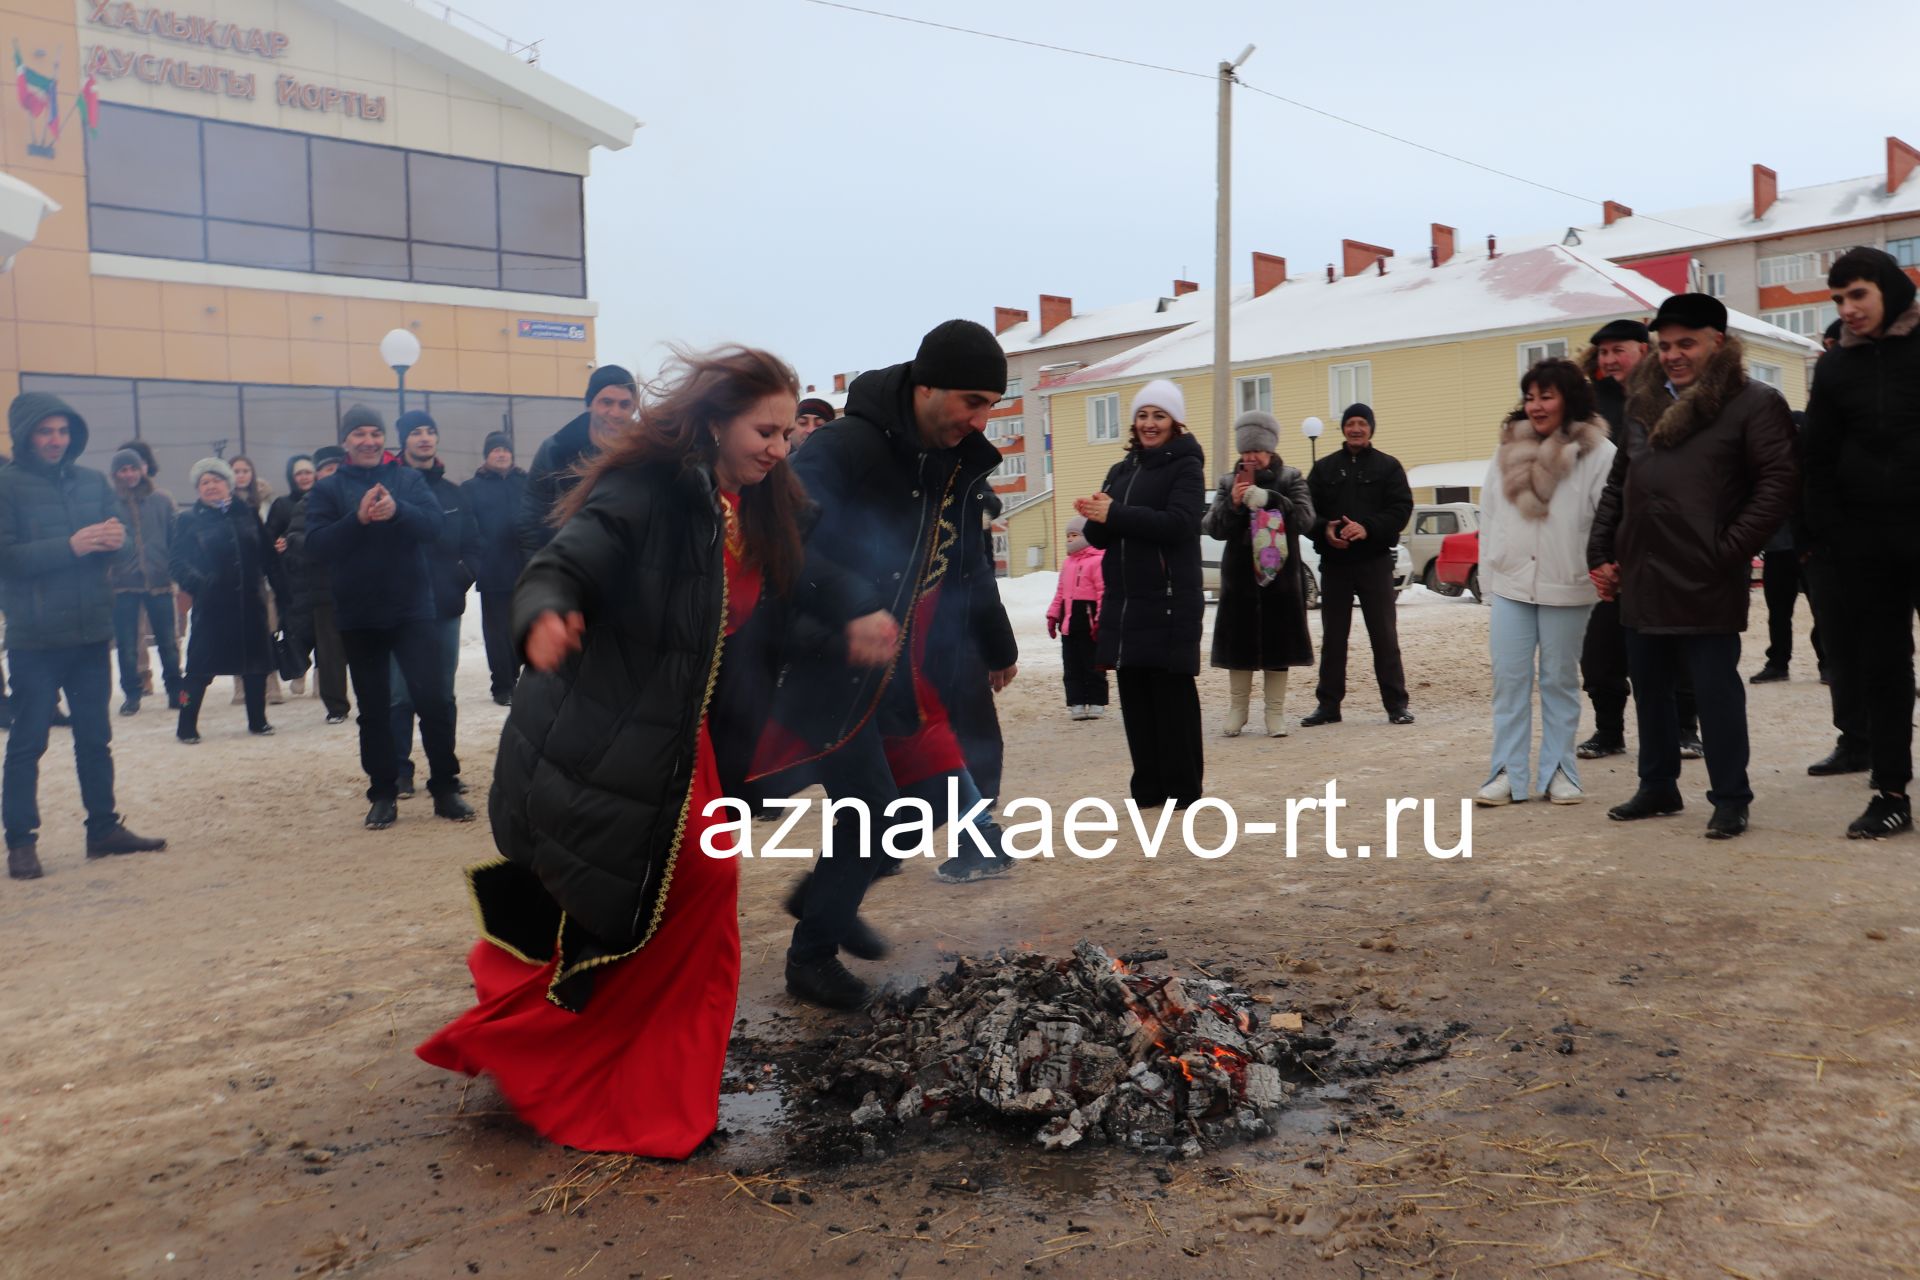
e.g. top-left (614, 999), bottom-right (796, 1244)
top-left (460, 857), bottom-right (547, 967)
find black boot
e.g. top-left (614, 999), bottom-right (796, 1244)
top-left (8, 842), bottom-right (42, 880)
top-left (86, 824), bottom-right (167, 858)
top-left (118, 696), bottom-right (140, 717)
top-left (785, 954), bottom-right (872, 1011)
top-left (1300, 705), bottom-right (1342, 727)
top-left (782, 875), bottom-right (890, 960)
top-left (1704, 803), bottom-right (1749, 840)
top-left (1576, 732), bottom-right (1625, 759)
top-left (365, 798), bottom-right (398, 829)
top-left (432, 791), bottom-right (476, 822)
top-left (1808, 746), bottom-right (1871, 776)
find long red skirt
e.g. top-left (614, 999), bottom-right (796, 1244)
top-left (416, 723), bottom-right (740, 1158)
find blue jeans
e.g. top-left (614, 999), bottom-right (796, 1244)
top-left (1487, 595), bottom-right (1592, 798)
top-left (3, 642), bottom-right (118, 847)
top-left (112, 592), bottom-right (182, 702)
top-left (390, 616), bottom-right (462, 787)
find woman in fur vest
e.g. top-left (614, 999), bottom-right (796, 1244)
top-left (1201, 411), bottom-right (1315, 737)
top-left (1476, 358), bottom-right (1616, 806)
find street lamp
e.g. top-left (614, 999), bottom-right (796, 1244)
top-left (379, 327), bottom-right (422, 417)
top-left (1302, 415), bottom-right (1324, 464)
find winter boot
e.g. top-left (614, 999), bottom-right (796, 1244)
top-left (1222, 669), bottom-right (1252, 737)
top-left (8, 842), bottom-right (42, 880)
top-left (1262, 670), bottom-right (1290, 737)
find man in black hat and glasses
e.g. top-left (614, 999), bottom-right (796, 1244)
top-left (1805, 247), bottom-right (1920, 839)
top-left (1587, 294), bottom-right (1797, 840)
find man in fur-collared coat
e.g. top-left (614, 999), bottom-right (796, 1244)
top-left (1586, 293), bottom-right (1798, 840)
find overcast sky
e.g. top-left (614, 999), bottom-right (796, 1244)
top-left (450, 0), bottom-right (1920, 391)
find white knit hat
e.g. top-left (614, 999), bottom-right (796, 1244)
top-left (189, 457), bottom-right (235, 488)
top-left (1130, 378), bottom-right (1187, 426)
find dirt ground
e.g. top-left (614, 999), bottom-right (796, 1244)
top-left (2, 589), bottom-right (1916, 1280)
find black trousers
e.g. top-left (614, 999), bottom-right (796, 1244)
top-left (309, 599), bottom-right (350, 718)
top-left (1624, 629), bottom-right (1750, 807)
top-left (479, 591), bottom-right (521, 700)
top-left (179, 671), bottom-right (265, 737)
top-left (1060, 601), bottom-right (1107, 706)
top-left (1803, 555), bottom-right (1869, 754)
top-left (1315, 555), bottom-right (1408, 713)
top-left (1116, 667), bottom-right (1203, 807)
top-left (1582, 597), bottom-right (1697, 739)
top-left (787, 721), bottom-right (898, 963)
top-left (340, 621), bottom-right (460, 802)
top-left (1760, 549), bottom-right (1825, 671)
top-left (1835, 555), bottom-right (1920, 792)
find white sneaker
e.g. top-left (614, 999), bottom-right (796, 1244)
top-left (1476, 772), bottom-right (1515, 807)
top-left (1087, 705), bottom-right (1105, 719)
top-left (1546, 769), bottom-right (1584, 805)
top-left (1069, 705), bottom-right (1088, 721)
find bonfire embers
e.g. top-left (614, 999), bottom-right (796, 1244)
top-left (812, 942), bottom-right (1345, 1159)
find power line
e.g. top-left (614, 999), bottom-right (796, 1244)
top-left (804, 0), bottom-right (1734, 248)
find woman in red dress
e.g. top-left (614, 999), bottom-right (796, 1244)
top-left (417, 347), bottom-right (896, 1157)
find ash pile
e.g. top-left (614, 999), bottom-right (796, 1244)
top-left (803, 942), bottom-right (1358, 1160)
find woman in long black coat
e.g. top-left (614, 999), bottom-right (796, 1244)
top-left (171, 458), bottom-right (286, 741)
top-left (1077, 378), bottom-right (1207, 809)
top-left (1202, 411), bottom-right (1316, 738)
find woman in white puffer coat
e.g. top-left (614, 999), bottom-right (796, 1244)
top-left (1477, 358), bottom-right (1616, 806)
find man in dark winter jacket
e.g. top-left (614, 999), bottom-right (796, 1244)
top-left (291, 445), bottom-right (352, 723)
top-left (108, 447), bottom-right (182, 716)
top-left (305, 405), bottom-right (471, 829)
top-left (0, 394), bottom-right (167, 880)
top-left (389, 411), bottom-right (481, 798)
top-left (517, 365), bottom-right (635, 555)
top-left (1588, 293), bottom-right (1798, 840)
top-left (462, 430), bottom-right (527, 705)
top-left (1302, 404), bottom-right (1414, 726)
top-left (1805, 246), bottom-right (1920, 839)
top-left (759, 319), bottom-right (1016, 1011)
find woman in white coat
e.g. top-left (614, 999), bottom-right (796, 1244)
top-left (1477, 358), bottom-right (1617, 806)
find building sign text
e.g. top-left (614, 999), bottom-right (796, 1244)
top-left (85, 1), bottom-right (289, 61)
top-left (85, 46), bottom-right (254, 98)
top-left (517, 320), bottom-right (587, 341)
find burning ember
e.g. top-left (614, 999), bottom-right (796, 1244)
top-left (797, 942), bottom-right (1362, 1160)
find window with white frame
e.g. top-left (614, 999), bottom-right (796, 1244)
top-left (1761, 304), bottom-right (1837, 336)
top-left (993, 453), bottom-right (1027, 479)
top-left (1088, 394), bottom-right (1122, 442)
top-left (1004, 376), bottom-right (1023, 400)
top-left (1329, 362), bottom-right (1372, 417)
top-left (1518, 338), bottom-right (1569, 373)
top-left (986, 416), bottom-right (1023, 443)
top-left (1703, 272), bottom-right (1727, 298)
top-left (1757, 250), bottom-right (1845, 287)
top-left (1236, 374), bottom-right (1272, 416)
top-left (1889, 236), bottom-right (1920, 268)
top-left (1749, 362), bottom-right (1783, 389)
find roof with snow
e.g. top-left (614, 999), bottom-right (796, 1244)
top-left (1047, 244), bottom-right (1818, 392)
top-left (998, 286), bottom-right (1244, 356)
top-left (1505, 172), bottom-right (1920, 261)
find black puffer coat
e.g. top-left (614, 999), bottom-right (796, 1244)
top-left (518, 413), bottom-right (596, 556)
top-left (1202, 464), bottom-right (1315, 670)
top-left (1083, 431), bottom-right (1207, 674)
top-left (0, 394), bottom-right (118, 651)
top-left (1805, 300), bottom-right (1920, 560)
top-left (411, 458), bottom-right (480, 618)
top-left (265, 481), bottom-right (319, 621)
top-left (481, 459), bottom-right (879, 1011)
top-left (170, 499), bottom-right (286, 676)
top-left (1587, 335), bottom-right (1798, 634)
top-left (462, 465), bottom-right (528, 594)
top-left (1307, 444), bottom-right (1412, 564)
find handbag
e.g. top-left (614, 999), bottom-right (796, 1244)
top-left (1250, 507), bottom-right (1288, 587)
top-left (272, 628), bottom-right (308, 683)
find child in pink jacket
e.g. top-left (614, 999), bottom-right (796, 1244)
top-left (1046, 517), bottom-right (1107, 720)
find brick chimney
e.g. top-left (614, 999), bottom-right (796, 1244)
top-left (1341, 239), bottom-right (1393, 277)
top-left (1487, 233), bottom-right (1498, 259)
top-left (1038, 294), bottom-right (1072, 337)
top-left (1172, 279), bottom-right (1199, 297)
top-left (1430, 223), bottom-right (1457, 267)
top-left (993, 305), bottom-right (1029, 335)
top-left (832, 373), bottom-right (847, 394)
top-left (1752, 164), bottom-right (1778, 219)
top-left (1603, 200), bottom-right (1633, 226)
top-left (1252, 252), bottom-right (1287, 297)
top-left (1889, 136), bottom-right (1920, 195)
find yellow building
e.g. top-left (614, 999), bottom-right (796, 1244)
top-left (0, 0), bottom-right (635, 476)
top-left (1036, 243), bottom-right (1819, 568)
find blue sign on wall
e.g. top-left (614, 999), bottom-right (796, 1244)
top-left (517, 320), bottom-right (587, 341)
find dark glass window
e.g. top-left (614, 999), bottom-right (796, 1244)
top-left (426, 391), bottom-right (514, 479)
top-left (204, 121), bottom-right (308, 227)
top-left (91, 208), bottom-right (204, 260)
top-left (134, 381), bottom-right (242, 489)
top-left (499, 167), bottom-right (582, 258)
top-left (512, 396), bottom-right (585, 444)
top-left (87, 106), bottom-right (201, 215)
top-left (209, 221), bottom-right (311, 272)
top-left (16, 375), bottom-right (137, 449)
top-left (408, 153), bottom-right (497, 249)
top-left (240, 386), bottom-right (342, 500)
top-left (412, 242), bottom-right (499, 290)
top-left (310, 138), bottom-right (407, 238)
top-left (501, 253), bottom-right (583, 297)
top-left (314, 232), bottom-right (410, 281)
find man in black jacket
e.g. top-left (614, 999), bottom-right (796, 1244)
top-left (760, 320), bottom-right (1016, 1010)
top-left (463, 431), bottom-right (527, 705)
top-left (517, 365), bottom-right (635, 555)
top-left (1805, 246), bottom-right (1920, 838)
top-left (1302, 405), bottom-right (1414, 726)
top-left (390, 411), bottom-right (481, 799)
top-left (0, 394), bottom-right (166, 880)
top-left (306, 405), bottom-right (471, 829)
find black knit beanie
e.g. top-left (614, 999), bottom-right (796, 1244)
top-left (313, 445), bottom-right (347, 470)
top-left (1340, 403), bottom-right (1376, 432)
top-left (483, 431), bottom-right (513, 457)
top-left (338, 403), bottom-right (386, 444)
top-left (585, 364), bottom-right (636, 405)
top-left (1827, 246), bottom-right (1918, 323)
top-left (910, 319), bottom-right (1007, 394)
top-left (796, 397), bottom-right (836, 421)
top-left (395, 409), bottom-right (437, 439)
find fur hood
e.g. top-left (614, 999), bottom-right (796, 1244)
top-left (1626, 333), bottom-right (1751, 449)
top-left (1495, 414), bottom-right (1609, 519)
top-left (1837, 300), bottom-right (1920, 348)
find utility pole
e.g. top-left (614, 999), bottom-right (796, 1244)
top-left (1212, 45), bottom-right (1255, 473)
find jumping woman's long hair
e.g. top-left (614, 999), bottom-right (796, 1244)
top-left (556, 345), bottom-right (808, 596)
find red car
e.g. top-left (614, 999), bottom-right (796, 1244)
top-left (1433, 529), bottom-right (1763, 602)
